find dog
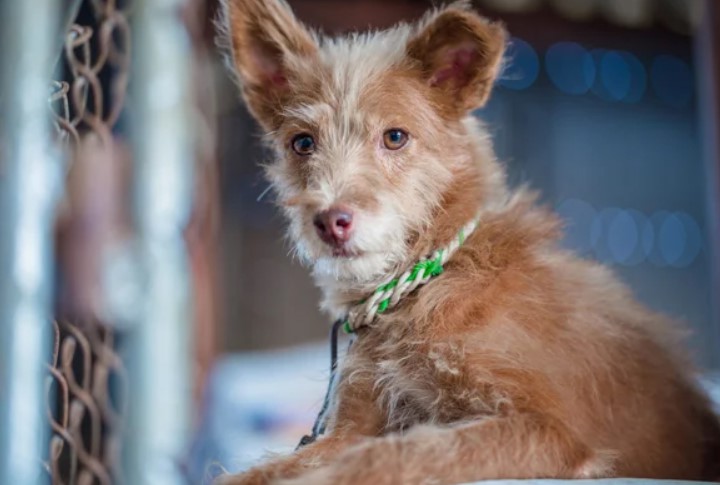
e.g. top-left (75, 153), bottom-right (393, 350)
top-left (218, 0), bottom-right (720, 483)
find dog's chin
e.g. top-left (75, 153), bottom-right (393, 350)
top-left (311, 249), bottom-right (398, 284)
top-left (330, 246), bottom-right (360, 259)
top-left (296, 228), bottom-right (409, 284)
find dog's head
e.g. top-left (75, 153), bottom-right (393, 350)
top-left (221, 0), bottom-right (506, 284)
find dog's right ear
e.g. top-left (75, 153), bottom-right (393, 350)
top-left (219, 0), bottom-right (318, 129)
top-left (407, 3), bottom-right (506, 117)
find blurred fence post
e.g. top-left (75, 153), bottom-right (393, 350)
top-left (121, 0), bottom-right (195, 483)
top-left (0, 0), bottom-right (62, 483)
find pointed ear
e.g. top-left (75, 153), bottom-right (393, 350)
top-left (407, 5), bottom-right (507, 116)
top-left (219, 0), bottom-right (318, 128)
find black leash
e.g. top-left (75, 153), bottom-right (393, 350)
top-left (296, 318), bottom-right (345, 449)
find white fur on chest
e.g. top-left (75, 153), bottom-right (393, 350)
top-left (347, 337), bottom-right (503, 433)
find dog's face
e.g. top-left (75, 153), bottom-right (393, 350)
top-left (223, 0), bottom-right (506, 283)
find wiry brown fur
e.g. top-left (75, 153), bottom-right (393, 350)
top-left (218, 0), bottom-right (720, 483)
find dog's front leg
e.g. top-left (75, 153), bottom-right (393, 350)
top-left (215, 433), bottom-right (364, 485)
top-left (218, 376), bottom-right (383, 485)
top-left (281, 413), bottom-right (612, 485)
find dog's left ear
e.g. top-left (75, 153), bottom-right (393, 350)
top-left (407, 4), bottom-right (507, 116)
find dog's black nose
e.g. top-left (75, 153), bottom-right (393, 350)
top-left (313, 207), bottom-right (354, 246)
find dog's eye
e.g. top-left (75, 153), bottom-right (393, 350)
top-left (291, 133), bottom-right (315, 155)
top-left (383, 129), bottom-right (409, 150)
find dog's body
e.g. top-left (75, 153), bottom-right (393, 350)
top-left (219, 1), bottom-right (720, 483)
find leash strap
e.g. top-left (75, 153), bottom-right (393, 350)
top-left (296, 318), bottom-right (345, 449)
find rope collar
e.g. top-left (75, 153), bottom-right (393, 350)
top-left (343, 213), bottom-right (482, 333)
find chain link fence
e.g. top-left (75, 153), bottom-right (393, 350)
top-left (50, 0), bottom-right (131, 147)
top-left (41, 0), bottom-right (218, 482)
top-left (43, 321), bottom-right (128, 484)
top-left (45, 1), bottom-right (133, 483)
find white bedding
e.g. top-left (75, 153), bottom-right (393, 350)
top-left (186, 343), bottom-right (720, 484)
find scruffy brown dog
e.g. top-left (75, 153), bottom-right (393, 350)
top-left (219, 0), bottom-right (720, 483)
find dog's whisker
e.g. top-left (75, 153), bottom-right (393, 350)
top-left (256, 184), bottom-right (273, 202)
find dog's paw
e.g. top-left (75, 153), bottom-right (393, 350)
top-left (274, 440), bottom-right (402, 485)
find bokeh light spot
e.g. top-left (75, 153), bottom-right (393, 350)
top-left (499, 37), bottom-right (540, 90)
top-left (592, 50), bottom-right (646, 103)
top-left (607, 210), bottom-right (639, 264)
top-left (546, 42), bottom-right (596, 95)
top-left (591, 207), bottom-right (623, 264)
top-left (620, 51), bottom-right (647, 103)
top-left (650, 55), bottom-right (693, 108)
top-left (659, 213), bottom-right (686, 265)
top-left (600, 51), bottom-right (631, 101)
top-left (646, 211), bottom-right (670, 267)
top-left (672, 212), bottom-right (702, 268)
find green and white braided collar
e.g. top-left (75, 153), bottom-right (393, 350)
top-left (343, 214), bottom-right (481, 333)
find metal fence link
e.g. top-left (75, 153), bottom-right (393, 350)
top-left (22, 0), bottom-right (209, 481)
top-left (45, 0), bottom-right (133, 483)
top-left (51, 1), bottom-right (131, 147)
top-left (43, 321), bottom-right (129, 485)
